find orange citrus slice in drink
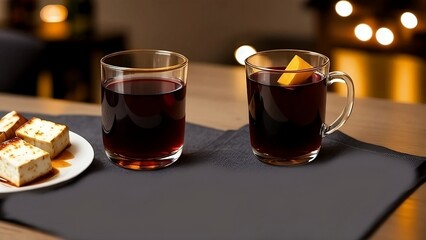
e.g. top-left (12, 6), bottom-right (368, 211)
top-left (277, 55), bottom-right (314, 85)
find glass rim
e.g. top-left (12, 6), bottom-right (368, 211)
top-left (101, 49), bottom-right (188, 72)
top-left (244, 49), bottom-right (330, 73)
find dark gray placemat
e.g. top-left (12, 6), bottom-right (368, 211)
top-left (1, 114), bottom-right (425, 240)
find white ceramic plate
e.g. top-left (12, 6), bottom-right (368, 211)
top-left (0, 131), bottom-right (94, 198)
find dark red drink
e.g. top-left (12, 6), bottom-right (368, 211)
top-left (102, 77), bottom-right (186, 169)
top-left (246, 70), bottom-right (326, 165)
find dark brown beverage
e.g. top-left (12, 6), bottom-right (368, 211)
top-left (246, 70), bottom-right (326, 165)
top-left (102, 77), bottom-right (186, 169)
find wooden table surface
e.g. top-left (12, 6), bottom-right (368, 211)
top-left (0, 62), bottom-right (425, 239)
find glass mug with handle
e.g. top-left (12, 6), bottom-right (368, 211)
top-left (245, 49), bottom-right (354, 166)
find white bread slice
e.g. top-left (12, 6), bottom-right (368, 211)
top-left (15, 117), bottom-right (70, 159)
top-left (0, 137), bottom-right (52, 187)
top-left (0, 111), bottom-right (27, 142)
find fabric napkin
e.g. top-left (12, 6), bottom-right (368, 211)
top-left (1, 113), bottom-right (425, 240)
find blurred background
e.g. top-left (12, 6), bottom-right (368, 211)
top-left (0, 0), bottom-right (425, 104)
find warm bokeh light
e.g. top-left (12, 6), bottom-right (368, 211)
top-left (400, 12), bottom-right (418, 29)
top-left (40, 4), bottom-right (68, 23)
top-left (354, 23), bottom-right (373, 41)
top-left (335, 0), bottom-right (353, 17)
top-left (376, 27), bottom-right (394, 45)
top-left (391, 54), bottom-right (422, 103)
top-left (333, 48), bottom-right (426, 104)
top-left (235, 45), bottom-right (257, 65)
top-left (332, 48), bottom-right (369, 98)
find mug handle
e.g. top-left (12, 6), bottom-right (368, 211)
top-left (322, 71), bottom-right (355, 136)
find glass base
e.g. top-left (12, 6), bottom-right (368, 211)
top-left (252, 148), bottom-right (320, 166)
top-left (105, 146), bottom-right (182, 170)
